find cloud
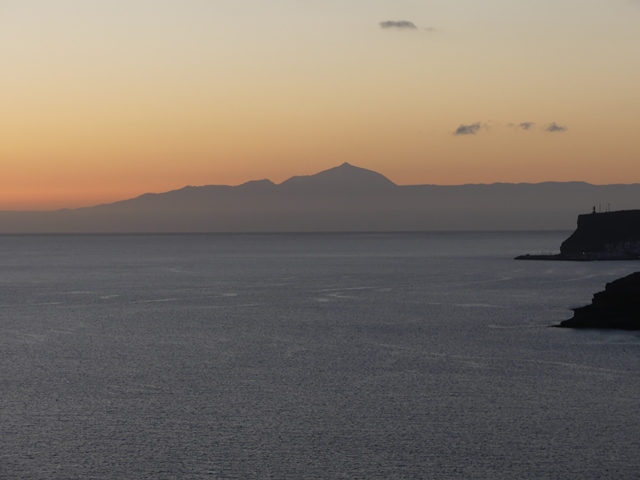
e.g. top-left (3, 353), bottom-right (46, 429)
top-left (517, 122), bottom-right (535, 130)
top-left (453, 122), bottom-right (482, 136)
top-left (543, 122), bottom-right (568, 133)
top-left (507, 122), bottom-right (535, 130)
top-left (379, 20), bottom-right (418, 30)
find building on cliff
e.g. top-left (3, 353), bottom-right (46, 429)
top-left (560, 210), bottom-right (640, 259)
top-left (517, 209), bottom-right (640, 260)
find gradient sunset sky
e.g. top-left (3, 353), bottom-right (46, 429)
top-left (2, 0), bottom-right (639, 210)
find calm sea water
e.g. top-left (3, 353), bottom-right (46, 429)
top-left (1, 232), bottom-right (639, 479)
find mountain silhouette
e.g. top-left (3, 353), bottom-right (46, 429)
top-left (1, 164), bottom-right (640, 233)
top-left (279, 162), bottom-right (397, 193)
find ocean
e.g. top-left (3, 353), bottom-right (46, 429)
top-left (1, 232), bottom-right (639, 479)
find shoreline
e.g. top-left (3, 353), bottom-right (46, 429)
top-left (514, 253), bottom-right (639, 261)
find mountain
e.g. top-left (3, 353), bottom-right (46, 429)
top-left (1, 163), bottom-right (640, 233)
top-left (279, 162), bottom-right (397, 194)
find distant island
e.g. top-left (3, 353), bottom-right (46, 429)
top-left (557, 272), bottom-right (640, 330)
top-left (2, 163), bottom-right (640, 233)
top-left (516, 209), bottom-right (640, 260)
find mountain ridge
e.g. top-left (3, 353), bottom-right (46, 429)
top-left (1, 163), bottom-right (640, 233)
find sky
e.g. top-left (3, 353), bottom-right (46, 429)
top-left (1, 0), bottom-right (640, 210)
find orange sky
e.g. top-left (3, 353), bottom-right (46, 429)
top-left (2, 0), bottom-right (639, 210)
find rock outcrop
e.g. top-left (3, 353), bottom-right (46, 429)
top-left (558, 272), bottom-right (640, 330)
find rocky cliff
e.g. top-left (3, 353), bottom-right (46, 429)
top-left (560, 210), bottom-right (640, 257)
top-left (558, 272), bottom-right (640, 330)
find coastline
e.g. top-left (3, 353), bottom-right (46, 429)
top-left (515, 253), bottom-right (639, 261)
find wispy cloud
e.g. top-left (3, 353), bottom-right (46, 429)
top-left (543, 122), bottom-right (568, 133)
top-left (517, 122), bottom-right (535, 130)
top-left (453, 122), bottom-right (483, 136)
top-left (457, 120), bottom-right (566, 135)
top-left (379, 20), bottom-right (418, 30)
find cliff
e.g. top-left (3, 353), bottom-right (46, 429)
top-left (517, 209), bottom-right (640, 260)
top-left (560, 210), bottom-right (640, 257)
top-left (558, 272), bottom-right (640, 330)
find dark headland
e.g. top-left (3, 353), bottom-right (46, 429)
top-left (556, 272), bottom-right (640, 330)
top-left (516, 209), bottom-right (640, 261)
